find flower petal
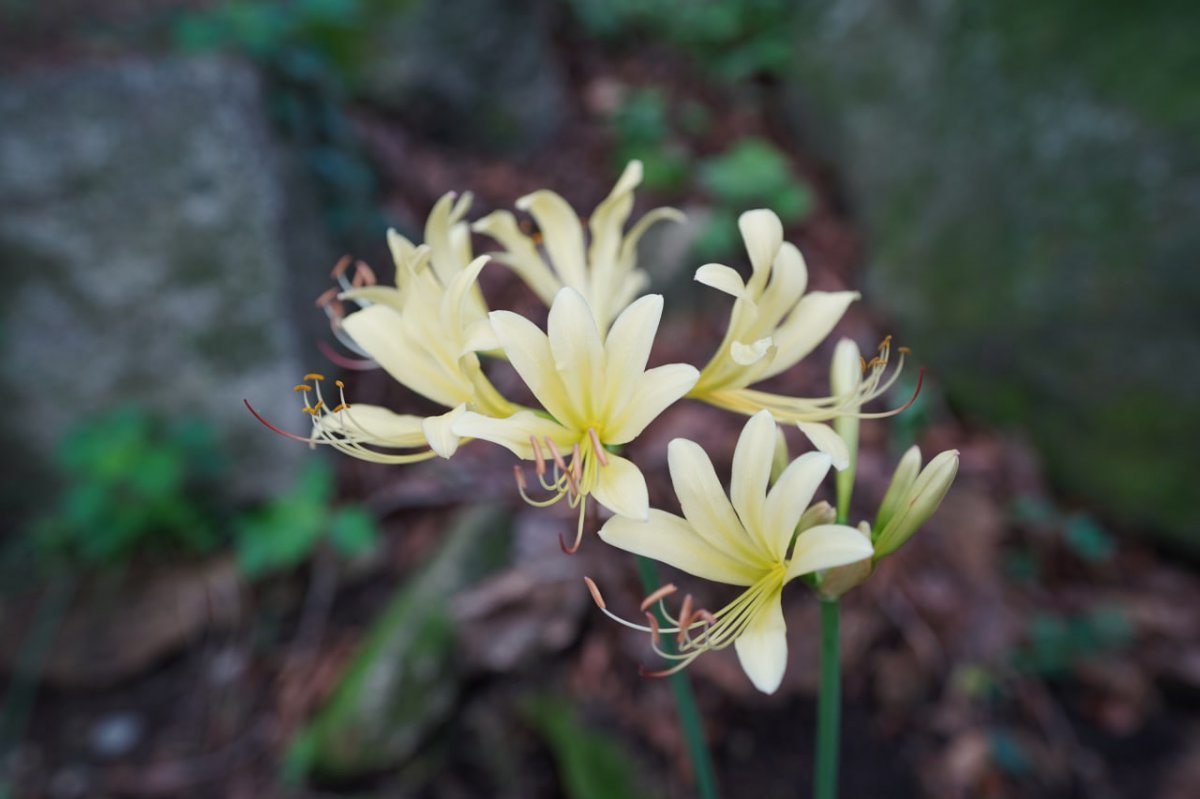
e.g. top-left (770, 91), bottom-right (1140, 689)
top-left (763, 451), bottom-right (833, 559)
top-left (667, 438), bottom-right (767, 568)
top-left (450, 410), bottom-right (573, 460)
top-left (731, 337), bottom-right (773, 366)
top-left (422, 404), bottom-right (467, 459)
top-left (796, 421), bottom-right (851, 471)
top-left (472, 210), bottom-right (560, 305)
top-left (694, 263), bottom-right (747, 299)
top-left (590, 452), bottom-right (649, 520)
top-left (598, 510), bottom-right (760, 586)
top-left (785, 524), bottom-right (874, 582)
top-left (342, 305), bottom-right (468, 408)
top-left (605, 363), bottom-right (699, 445)
top-left (604, 294), bottom-right (662, 387)
top-left (734, 591), bottom-right (788, 694)
top-left (517, 189), bottom-right (587, 291)
top-left (488, 309), bottom-right (582, 429)
top-left (730, 410), bottom-right (777, 549)
top-left (761, 291), bottom-right (859, 380)
top-left (738, 209), bottom-right (783, 292)
top-left (316, 404), bottom-right (427, 448)
top-left (547, 288), bottom-right (604, 421)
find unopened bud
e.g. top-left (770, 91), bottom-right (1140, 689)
top-left (831, 339), bottom-right (861, 518)
top-left (874, 449), bottom-right (959, 558)
top-left (874, 445), bottom-right (923, 533)
top-left (817, 521), bottom-right (874, 599)
top-left (797, 501), bottom-right (836, 534)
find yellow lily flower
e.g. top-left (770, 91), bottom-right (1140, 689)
top-left (687, 209), bottom-right (912, 467)
top-left (588, 410), bottom-right (873, 694)
top-left (453, 287), bottom-right (700, 548)
top-left (473, 160), bottom-right (684, 331)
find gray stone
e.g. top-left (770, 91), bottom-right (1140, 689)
top-left (0, 57), bottom-right (328, 510)
top-left (351, 0), bottom-right (566, 153)
top-left (782, 1), bottom-right (1200, 546)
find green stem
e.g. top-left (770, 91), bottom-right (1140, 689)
top-left (814, 598), bottom-right (841, 799)
top-left (634, 555), bottom-right (720, 799)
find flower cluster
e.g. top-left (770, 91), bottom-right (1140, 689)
top-left (253, 161), bottom-right (957, 692)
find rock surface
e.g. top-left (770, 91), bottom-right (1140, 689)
top-left (784, 1), bottom-right (1200, 545)
top-left (0, 57), bottom-right (328, 511)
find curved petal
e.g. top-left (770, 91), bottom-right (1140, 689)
top-left (738, 209), bottom-right (783, 292)
top-left (316, 404), bottom-right (427, 448)
top-left (590, 452), bottom-right (649, 520)
top-left (761, 291), bottom-right (859, 380)
top-left (421, 404), bottom-right (467, 459)
top-left (763, 452), bottom-right (833, 559)
top-left (604, 294), bottom-right (662, 389)
top-left (734, 591), bottom-right (788, 694)
top-left (731, 337), bottom-right (773, 366)
top-left (472, 210), bottom-right (560, 304)
top-left (667, 438), bottom-right (767, 568)
top-left (605, 363), bottom-right (699, 445)
top-left (785, 524), bottom-right (874, 583)
top-left (730, 410), bottom-right (777, 549)
top-left (450, 410), bottom-right (573, 460)
top-left (488, 309), bottom-right (582, 429)
top-left (517, 190), bottom-right (587, 291)
top-left (598, 509), bottom-right (760, 586)
top-left (342, 305), bottom-right (468, 408)
top-left (547, 288), bottom-right (604, 421)
top-left (694, 263), bottom-right (747, 299)
top-left (796, 421), bottom-right (851, 471)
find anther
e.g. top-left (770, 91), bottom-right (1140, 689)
top-left (293, 384), bottom-right (311, 392)
top-left (645, 612), bottom-right (662, 646)
top-left (315, 287), bottom-right (340, 310)
top-left (571, 443), bottom-right (583, 482)
top-left (587, 428), bottom-right (609, 467)
top-left (352, 261), bottom-right (377, 287)
top-left (332, 403), bottom-right (349, 413)
top-left (304, 373), bottom-right (326, 382)
top-left (583, 577), bottom-right (606, 609)
top-left (898, 346), bottom-right (911, 355)
top-left (335, 379), bottom-right (345, 389)
top-left (529, 436), bottom-right (547, 477)
top-left (330, 254), bottom-right (352, 279)
top-left (544, 438), bottom-right (568, 473)
top-left (676, 594), bottom-right (695, 645)
top-left (513, 464), bottom-right (527, 491)
top-left (640, 584), bottom-right (678, 612)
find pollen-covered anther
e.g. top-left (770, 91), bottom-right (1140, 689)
top-left (640, 583), bottom-right (678, 612)
top-left (583, 577), bottom-right (606, 610)
top-left (645, 612), bottom-right (662, 646)
top-left (304, 373), bottom-right (326, 382)
top-left (675, 594), bottom-right (695, 645)
top-left (293, 384), bottom-right (311, 393)
top-left (529, 435), bottom-right (547, 478)
top-left (513, 464), bottom-right (528, 492)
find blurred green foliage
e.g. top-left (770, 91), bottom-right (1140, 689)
top-left (610, 88), bottom-right (690, 192)
top-left (172, 0), bottom-right (391, 244)
top-left (568, 0), bottom-right (801, 82)
top-left (29, 407), bottom-right (227, 568)
top-left (522, 695), bottom-right (655, 799)
top-left (1011, 608), bottom-right (1132, 679)
top-left (694, 137), bottom-right (815, 258)
top-left (237, 460), bottom-right (378, 577)
top-left (25, 407), bottom-right (376, 579)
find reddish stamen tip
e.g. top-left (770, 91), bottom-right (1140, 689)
top-left (330, 254), bottom-right (352, 279)
top-left (244, 399), bottom-right (317, 444)
top-left (513, 464), bottom-right (527, 491)
top-left (637, 663), bottom-right (671, 680)
top-left (892, 367), bottom-right (926, 414)
top-left (316, 340), bottom-right (377, 370)
top-left (588, 428), bottom-right (609, 467)
top-left (559, 531), bottom-right (582, 555)
top-left (640, 583), bottom-right (678, 612)
top-left (315, 287), bottom-right (340, 308)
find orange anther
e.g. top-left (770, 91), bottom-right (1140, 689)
top-left (640, 584), bottom-right (678, 612)
top-left (587, 428), bottom-right (609, 467)
top-left (335, 379), bottom-right (345, 389)
top-left (315, 287), bottom-right (340, 308)
top-left (352, 261), bottom-right (377, 287)
top-left (513, 464), bottom-right (527, 492)
top-left (332, 403), bottom-right (349, 413)
top-left (645, 612), bottom-right (661, 646)
top-left (293, 384), bottom-right (311, 392)
top-left (583, 577), bottom-right (606, 609)
top-left (304, 373), bottom-right (326, 382)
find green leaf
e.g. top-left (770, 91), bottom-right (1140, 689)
top-left (326, 507), bottom-right (378, 558)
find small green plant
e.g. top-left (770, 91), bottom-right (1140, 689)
top-left (1010, 608), bottom-right (1132, 678)
top-left (610, 88), bottom-right (690, 192)
top-left (235, 460), bottom-right (378, 578)
top-left (695, 138), bottom-right (815, 259)
top-left (29, 407), bottom-right (228, 569)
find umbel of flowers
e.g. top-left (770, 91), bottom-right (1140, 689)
top-left (250, 160), bottom-right (957, 696)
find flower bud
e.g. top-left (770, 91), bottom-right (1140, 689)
top-left (817, 521), bottom-right (874, 599)
top-left (874, 450), bottom-right (959, 558)
top-left (874, 445), bottom-right (922, 533)
top-left (831, 339), bottom-right (861, 519)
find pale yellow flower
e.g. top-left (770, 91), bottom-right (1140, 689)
top-left (687, 209), bottom-right (912, 468)
top-left (473, 160), bottom-right (684, 331)
top-left (589, 411), bottom-right (873, 694)
top-left (453, 287), bottom-right (699, 548)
